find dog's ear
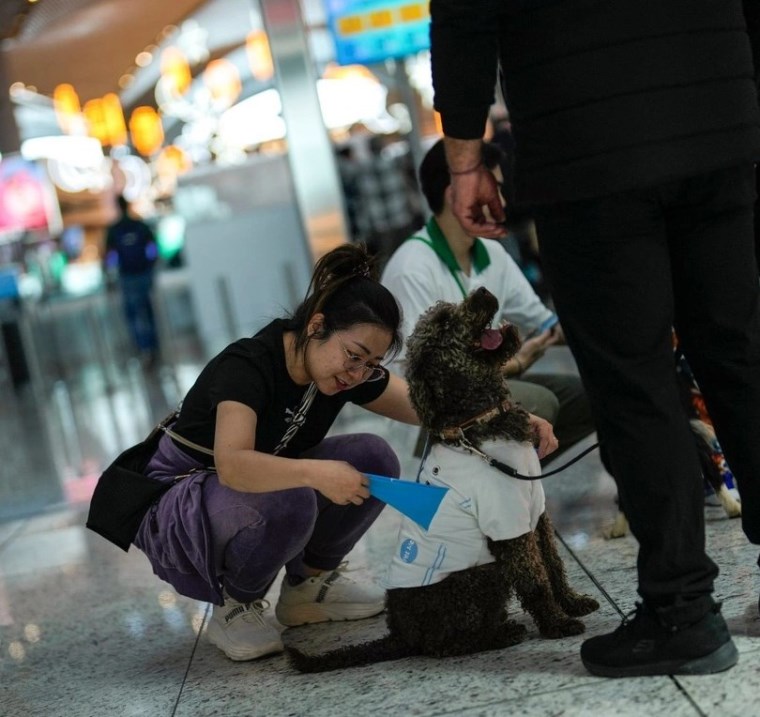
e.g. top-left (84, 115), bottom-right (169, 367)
top-left (404, 302), bottom-right (463, 429)
top-left (407, 363), bottom-right (449, 430)
top-left (406, 304), bottom-right (451, 359)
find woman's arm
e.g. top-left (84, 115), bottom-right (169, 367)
top-left (212, 400), bottom-right (370, 505)
top-left (362, 372), bottom-right (420, 425)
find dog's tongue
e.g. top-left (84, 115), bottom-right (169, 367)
top-left (480, 328), bottom-right (503, 350)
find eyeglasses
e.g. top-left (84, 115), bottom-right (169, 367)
top-left (336, 334), bottom-right (386, 382)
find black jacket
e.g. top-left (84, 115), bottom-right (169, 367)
top-left (431, 0), bottom-right (760, 204)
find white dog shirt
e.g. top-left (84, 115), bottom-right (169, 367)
top-left (383, 439), bottom-right (545, 589)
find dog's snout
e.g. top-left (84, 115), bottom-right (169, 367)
top-left (468, 286), bottom-right (498, 314)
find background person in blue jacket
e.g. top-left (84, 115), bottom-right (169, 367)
top-left (105, 194), bottom-right (159, 366)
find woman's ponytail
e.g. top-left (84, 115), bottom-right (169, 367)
top-left (288, 243), bottom-right (402, 357)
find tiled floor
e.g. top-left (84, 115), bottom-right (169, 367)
top-left (1, 328), bottom-right (759, 717)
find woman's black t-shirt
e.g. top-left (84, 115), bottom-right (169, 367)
top-left (172, 319), bottom-right (390, 464)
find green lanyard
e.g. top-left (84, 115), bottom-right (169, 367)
top-left (408, 217), bottom-right (491, 299)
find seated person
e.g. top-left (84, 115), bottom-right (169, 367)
top-left (381, 139), bottom-right (595, 460)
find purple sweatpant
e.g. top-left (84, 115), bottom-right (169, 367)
top-left (134, 432), bottom-right (400, 605)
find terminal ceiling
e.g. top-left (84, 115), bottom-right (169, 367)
top-left (1, 0), bottom-right (211, 104)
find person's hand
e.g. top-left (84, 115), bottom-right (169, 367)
top-left (550, 323), bottom-right (566, 344)
top-left (528, 413), bottom-right (558, 459)
top-left (312, 461), bottom-right (371, 505)
top-left (449, 168), bottom-right (508, 238)
top-left (513, 330), bottom-right (559, 373)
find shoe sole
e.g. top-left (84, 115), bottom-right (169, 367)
top-left (275, 602), bottom-right (385, 627)
top-left (582, 640), bottom-right (739, 678)
top-left (206, 622), bottom-right (284, 662)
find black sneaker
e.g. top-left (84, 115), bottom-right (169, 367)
top-left (581, 601), bottom-right (738, 678)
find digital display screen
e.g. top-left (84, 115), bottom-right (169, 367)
top-left (325, 0), bottom-right (430, 66)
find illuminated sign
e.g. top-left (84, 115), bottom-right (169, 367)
top-left (325, 0), bottom-right (430, 66)
top-left (0, 156), bottom-right (62, 239)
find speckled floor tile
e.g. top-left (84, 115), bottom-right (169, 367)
top-left (678, 644), bottom-right (760, 717)
top-left (453, 678), bottom-right (700, 717)
top-left (3, 342), bottom-right (760, 717)
top-left (0, 507), bottom-right (207, 716)
top-left (177, 625), bottom-right (603, 717)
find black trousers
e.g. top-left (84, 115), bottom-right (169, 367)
top-left (535, 163), bottom-right (760, 604)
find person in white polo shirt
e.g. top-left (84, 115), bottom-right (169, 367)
top-left (381, 139), bottom-right (595, 460)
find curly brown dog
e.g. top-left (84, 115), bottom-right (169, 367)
top-left (286, 287), bottom-right (599, 673)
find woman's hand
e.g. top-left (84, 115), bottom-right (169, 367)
top-left (310, 461), bottom-right (371, 505)
top-left (528, 413), bottom-right (559, 459)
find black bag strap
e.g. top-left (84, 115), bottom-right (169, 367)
top-left (158, 382), bottom-right (318, 460)
top-left (160, 423), bottom-right (215, 457)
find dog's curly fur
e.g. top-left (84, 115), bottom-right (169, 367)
top-left (286, 288), bottom-right (599, 673)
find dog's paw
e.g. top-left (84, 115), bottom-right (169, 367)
top-left (560, 593), bottom-right (600, 617)
top-left (497, 620), bottom-right (528, 647)
top-left (603, 510), bottom-right (629, 539)
top-left (538, 616), bottom-right (586, 639)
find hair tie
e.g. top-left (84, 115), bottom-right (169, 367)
top-left (355, 262), bottom-right (371, 279)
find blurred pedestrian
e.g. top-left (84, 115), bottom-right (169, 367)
top-left (105, 195), bottom-right (159, 366)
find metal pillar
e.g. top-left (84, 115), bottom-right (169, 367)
top-left (259, 0), bottom-right (348, 258)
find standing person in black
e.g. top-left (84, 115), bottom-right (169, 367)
top-left (105, 194), bottom-right (160, 366)
top-left (429, 0), bottom-right (760, 678)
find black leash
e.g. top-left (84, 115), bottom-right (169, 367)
top-left (462, 438), bottom-right (600, 481)
top-left (552, 528), bottom-right (625, 617)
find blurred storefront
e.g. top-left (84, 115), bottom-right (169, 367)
top-left (0, 0), bottom-right (445, 387)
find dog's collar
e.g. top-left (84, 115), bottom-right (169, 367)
top-left (437, 398), bottom-right (512, 441)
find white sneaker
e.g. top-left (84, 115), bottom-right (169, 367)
top-left (275, 563), bottom-right (386, 626)
top-left (206, 597), bottom-right (284, 661)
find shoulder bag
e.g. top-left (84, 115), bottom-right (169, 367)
top-left (86, 382), bottom-right (318, 552)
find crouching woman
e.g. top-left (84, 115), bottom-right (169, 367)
top-left (135, 243), bottom-right (419, 660)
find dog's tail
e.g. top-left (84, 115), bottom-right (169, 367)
top-left (285, 633), bottom-right (416, 673)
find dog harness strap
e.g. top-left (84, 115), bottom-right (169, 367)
top-left (438, 398), bottom-right (512, 441)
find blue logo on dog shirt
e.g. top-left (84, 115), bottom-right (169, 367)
top-left (400, 539), bottom-right (418, 563)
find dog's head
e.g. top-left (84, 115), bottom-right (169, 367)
top-left (405, 287), bottom-right (521, 433)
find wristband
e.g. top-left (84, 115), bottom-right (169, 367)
top-left (448, 160), bottom-right (483, 176)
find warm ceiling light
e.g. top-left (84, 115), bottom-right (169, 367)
top-left (80, 94), bottom-right (127, 147)
top-left (101, 93), bottom-right (127, 147)
top-left (129, 106), bottom-right (164, 156)
top-left (157, 145), bottom-right (192, 177)
top-left (118, 74), bottom-right (134, 89)
top-left (160, 47), bottom-right (191, 95)
top-left (53, 83), bottom-right (81, 134)
top-left (322, 63), bottom-right (378, 82)
top-left (203, 59), bottom-right (241, 107)
top-left (83, 98), bottom-right (108, 145)
top-left (135, 51), bottom-right (153, 68)
top-left (246, 30), bottom-right (274, 82)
